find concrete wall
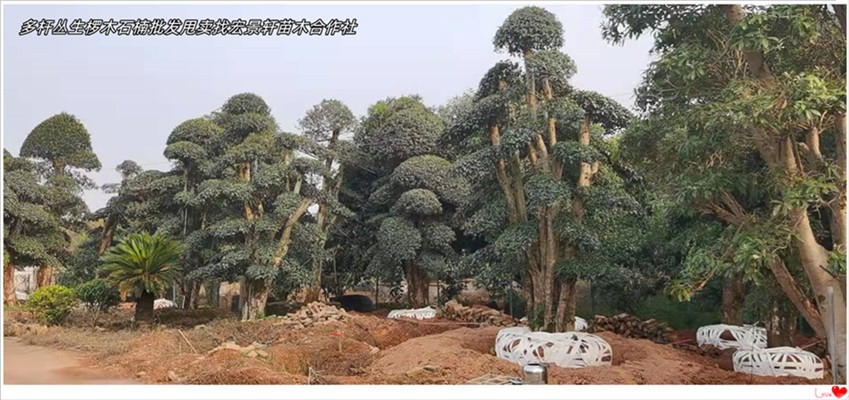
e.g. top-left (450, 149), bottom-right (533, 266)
top-left (13, 267), bottom-right (37, 299)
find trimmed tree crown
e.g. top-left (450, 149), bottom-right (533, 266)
top-left (493, 6), bottom-right (564, 55)
top-left (20, 112), bottom-right (101, 171)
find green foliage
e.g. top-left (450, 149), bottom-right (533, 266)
top-left (391, 188), bottom-right (443, 216)
top-left (27, 285), bottom-right (79, 326)
top-left (356, 96), bottom-right (444, 171)
top-left (57, 233), bottom-right (101, 287)
top-left (298, 99), bottom-right (357, 142)
top-left (525, 50), bottom-right (577, 94)
top-left (75, 278), bottom-right (120, 312)
top-left (374, 217), bottom-right (422, 266)
top-left (604, 4), bottom-right (846, 323)
top-left (100, 232), bottom-right (182, 298)
top-left (493, 6), bottom-right (564, 55)
top-left (570, 90), bottom-right (634, 132)
top-left (20, 112), bottom-right (101, 171)
top-left (3, 150), bottom-right (66, 269)
top-left (221, 93), bottom-right (271, 116)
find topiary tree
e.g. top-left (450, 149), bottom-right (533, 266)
top-left (186, 93), bottom-right (317, 320)
top-left (3, 150), bottom-right (66, 304)
top-left (351, 96), bottom-right (469, 307)
top-left (493, 6), bottom-right (564, 56)
top-left (297, 99), bottom-right (356, 302)
top-left (19, 113), bottom-right (101, 287)
top-left (27, 285), bottom-right (78, 326)
top-left (444, 6), bottom-right (638, 332)
top-left (100, 232), bottom-right (181, 322)
top-left (20, 112), bottom-right (101, 175)
top-left (164, 118), bottom-right (223, 308)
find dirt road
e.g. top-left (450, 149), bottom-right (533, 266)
top-left (3, 338), bottom-right (135, 384)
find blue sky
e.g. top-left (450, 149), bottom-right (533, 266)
top-left (2, 3), bottom-right (654, 210)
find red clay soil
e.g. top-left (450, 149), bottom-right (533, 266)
top-left (12, 313), bottom-right (831, 385)
top-left (363, 328), bottom-right (830, 384)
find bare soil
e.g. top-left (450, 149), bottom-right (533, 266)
top-left (3, 309), bottom-right (831, 385)
top-left (4, 338), bottom-right (134, 384)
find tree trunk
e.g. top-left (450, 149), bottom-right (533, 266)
top-left (555, 278), bottom-right (578, 332)
top-left (98, 216), bottom-right (117, 255)
top-left (36, 266), bottom-right (53, 288)
top-left (180, 281), bottom-right (193, 309)
top-left (4, 261), bottom-right (17, 306)
top-left (205, 280), bottom-right (220, 308)
top-left (769, 257), bottom-right (826, 338)
top-left (304, 231), bottom-right (326, 303)
top-left (725, 4), bottom-right (846, 379)
top-left (135, 291), bottom-right (155, 322)
top-left (304, 261), bottom-right (322, 304)
top-left (241, 278), bottom-right (270, 321)
top-left (794, 208), bottom-right (847, 380)
top-left (721, 275), bottom-right (746, 325)
top-left (190, 282), bottom-right (200, 309)
top-left (766, 298), bottom-right (796, 347)
top-left (833, 4), bottom-right (846, 35)
top-left (404, 262), bottom-right (430, 308)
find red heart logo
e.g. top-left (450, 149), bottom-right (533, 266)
top-left (833, 386), bottom-right (848, 399)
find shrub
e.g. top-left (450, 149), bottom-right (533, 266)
top-left (76, 279), bottom-right (120, 312)
top-left (27, 285), bottom-right (78, 326)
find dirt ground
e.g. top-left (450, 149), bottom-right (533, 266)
top-left (4, 338), bottom-right (134, 384)
top-left (3, 308), bottom-right (831, 385)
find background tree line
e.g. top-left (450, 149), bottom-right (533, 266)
top-left (3, 3), bottom-right (845, 380)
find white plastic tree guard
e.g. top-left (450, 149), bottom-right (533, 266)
top-left (387, 306), bottom-right (436, 320)
top-left (733, 347), bottom-right (824, 379)
top-left (495, 327), bottom-right (612, 368)
top-left (154, 298), bottom-right (176, 310)
top-left (696, 324), bottom-right (767, 350)
top-left (574, 316), bottom-right (588, 332)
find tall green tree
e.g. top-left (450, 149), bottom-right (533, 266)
top-left (3, 150), bottom-right (66, 304)
top-left (164, 118), bottom-right (223, 308)
top-left (347, 96), bottom-right (467, 307)
top-left (604, 4), bottom-right (846, 378)
top-left (187, 93), bottom-right (316, 320)
top-left (445, 6), bottom-right (634, 331)
top-left (19, 113), bottom-right (101, 287)
top-left (297, 99), bottom-right (356, 302)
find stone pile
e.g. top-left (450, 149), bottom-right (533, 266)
top-left (273, 302), bottom-right (350, 329)
top-left (589, 313), bottom-right (674, 344)
top-left (207, 340), bottom-right (271, 359)
top-left (439, 300), bottom-right (518, 327)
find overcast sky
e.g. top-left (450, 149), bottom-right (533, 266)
top-left (2, 3), bottom-right (654, 210)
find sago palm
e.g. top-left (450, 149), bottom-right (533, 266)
top-left (100, 232), bottom-right (181, 322)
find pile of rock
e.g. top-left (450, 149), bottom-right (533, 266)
top-left (589, 313), bottom-right (674, 344)
top-left (207, 340), bottom-right (271, 359)
top-left (439, 300), bottom-right (519, 327)
top-left (273, 302), bottom-right (350, 329)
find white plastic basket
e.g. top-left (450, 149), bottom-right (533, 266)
top-left (696, 324), bottom-right (767, 350)
top-left (574, 316), bottom-right (588, 332)
top-left (733, 347), bottom-right (824, 379)
top-left (495, 328), bottom-right (612, 368)
top-left (154, 298), bottom-right (176, 310)
top-left (387, 306), bottom-right (436, 320)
